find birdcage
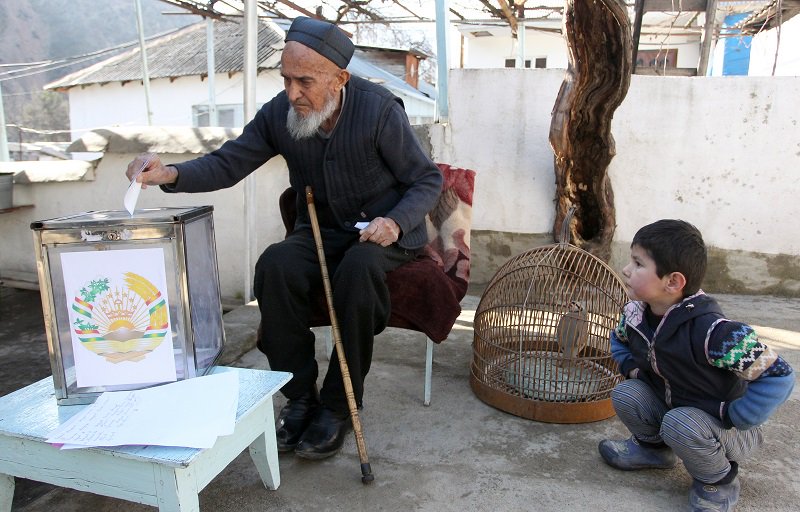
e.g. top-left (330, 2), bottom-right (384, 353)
top-left (470, 212), bottom-right (628, 423)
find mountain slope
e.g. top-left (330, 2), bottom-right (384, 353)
top-left (0, 0), bottom-right (194, 141)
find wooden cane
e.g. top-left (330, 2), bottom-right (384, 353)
top-left (304, 186), bottom-right (374, 484)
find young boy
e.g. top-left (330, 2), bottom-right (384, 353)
top-left (599, 219), bottom-right (795, 511)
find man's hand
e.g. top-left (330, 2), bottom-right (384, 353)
top-left (359, 217), bottom-right (400, 247)
top-left (125, 153), bottom-right (178, 189)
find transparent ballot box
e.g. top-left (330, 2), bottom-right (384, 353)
top-left (31, 206), bottom-right (225, 405)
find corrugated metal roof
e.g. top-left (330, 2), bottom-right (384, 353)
top-left (733, 0), bottom-right (800, 34)
top-left (46, 20), bottom-right (284, 90)
top-left (347, 54), bottom-right (433, 101)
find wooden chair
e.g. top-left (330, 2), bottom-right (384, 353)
top-left (274, 164), bottom-right (475, 405)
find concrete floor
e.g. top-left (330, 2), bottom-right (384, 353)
top-left (2, 285), bottom-right (799, 511)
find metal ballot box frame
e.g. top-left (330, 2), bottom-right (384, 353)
top-left (31, 206), bottom-right (225, 405)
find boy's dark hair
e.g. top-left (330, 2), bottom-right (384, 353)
top-left (632, 219), bottom-right (707, 296)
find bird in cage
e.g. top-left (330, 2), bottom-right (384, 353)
top-left (556, 300), bottom-right (589, 367)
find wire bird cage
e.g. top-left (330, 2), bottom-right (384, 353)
top-left (470, 213), bottom-right (628, 423)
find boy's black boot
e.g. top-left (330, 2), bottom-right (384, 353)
top-left (598, 436), bottom-right (677, 470)
top-left (688, 476), bottom-right (740, 511)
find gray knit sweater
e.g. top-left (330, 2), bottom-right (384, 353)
top-left (166, 75), bottom-right (442, 250)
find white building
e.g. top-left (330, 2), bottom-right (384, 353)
top-left (749, 11), bottom-right (800, 75)
top-left (453, 2), bottom-right (798, 77)
top-left (46, 19), bottom-right (436, 140)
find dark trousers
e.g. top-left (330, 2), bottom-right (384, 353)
top-left (253, 227), bottom-right (414, 414)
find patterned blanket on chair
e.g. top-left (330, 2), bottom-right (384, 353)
top-left (386, 163), bottom-right (475, 342)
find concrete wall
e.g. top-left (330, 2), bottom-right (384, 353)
top-left (430, 69), bottom-right (800, 296)
top-left (3, 70), bottom-right (799, 300)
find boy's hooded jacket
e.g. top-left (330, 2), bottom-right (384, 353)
top-left (611, 291), bottom-right (794, 430)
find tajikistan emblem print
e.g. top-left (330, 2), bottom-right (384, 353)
top-left (71, 272), bottom-right (169, 363)
top-left (61, 247), bottom-right (176, 388)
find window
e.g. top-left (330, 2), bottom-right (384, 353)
top-left (505, 59), bottom-right (532, 68)
top-left (192, 104), bottom-right (244, 128)
top-left (635, 49), bottom-right (678, 69)
top-left (535, 57), bottom-right (547, 69)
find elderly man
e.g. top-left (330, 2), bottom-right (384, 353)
top-left (126, 17), bottom-right (442, 459)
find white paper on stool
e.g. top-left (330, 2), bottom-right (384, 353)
top-left (46, 371), bottom-right (239, 449)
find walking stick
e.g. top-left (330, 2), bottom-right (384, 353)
top-left (305, 186), bottom-right (375, 485)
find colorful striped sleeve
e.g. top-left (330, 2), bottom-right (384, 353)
top-left (706, 320), bottom-right (794, 381)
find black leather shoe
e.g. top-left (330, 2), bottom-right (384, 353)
top-left (276, 390), bottom-right (320, 452)
top-left (294, 406), bottom-right (352, 460)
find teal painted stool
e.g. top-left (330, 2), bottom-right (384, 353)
top-left (0, 366), bottom-right (291, 511)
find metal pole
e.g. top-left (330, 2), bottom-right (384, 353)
top-left (434, 0), bottom-right (449, 121)
top-left (517, 20), bottom-right (526, 68)
top-left (243, 0), bottom-right (258, 302)
top-left (134, 0), bottom-right (153, 125)
top-left (206, 17), bottom-right (219, 126)
top-left (0, 82), bottom-right (9, 161)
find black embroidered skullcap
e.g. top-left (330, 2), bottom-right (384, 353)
top-left (285, 17), bottom-right (354, 69)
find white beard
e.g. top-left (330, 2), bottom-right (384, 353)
top-left (286, 93), bottom-right (339, 140)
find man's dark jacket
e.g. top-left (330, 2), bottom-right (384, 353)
top-left (165, 75), bottom-right (442, 250)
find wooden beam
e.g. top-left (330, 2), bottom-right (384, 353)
top-left (274, 0), bottom-right (320, 19)
top-left (339, 0), bottom-right (383, 21)
top-left (697, 0), bottom-right (718, 76)
top-left (390, 0), bottom-right (424, 20)
top-left (496, 0), bottom-right (518, 34)
top-left (156, 0), bottom-right (227, 20)
top-left (476, 0), bottom-right (506, 24)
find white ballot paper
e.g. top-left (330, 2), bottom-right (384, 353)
top-left (47, 371), bottom-right (239, 450)
top-left (123, 180), bottom-right (142, 216)
top-left (124, 158), bottom-right (149, 216)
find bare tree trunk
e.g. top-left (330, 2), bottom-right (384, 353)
top-left (549, 0), bottom-right (632, 261)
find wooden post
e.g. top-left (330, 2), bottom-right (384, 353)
top-left (632, 0), bottom-right (645, 73)
top-left (698, 0), bottom-right (719, 76)
top-left (549, 0), bottom-right (632, 261)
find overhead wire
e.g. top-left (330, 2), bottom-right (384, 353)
top-left (771, 0), bottom-right (783, 75)
top-left (0, 24), bottom-right (195, 83)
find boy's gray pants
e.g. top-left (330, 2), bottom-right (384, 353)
top-left (611, 379), bottom-right (764, 483)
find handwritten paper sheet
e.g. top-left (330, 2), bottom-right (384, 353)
top-left (47, 371), bottom-right (239, 450)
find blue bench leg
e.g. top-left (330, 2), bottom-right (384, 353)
top-left (248, 428), bottom-right (280, 490)
top-left (155, 465), bottom-right (199, 512)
